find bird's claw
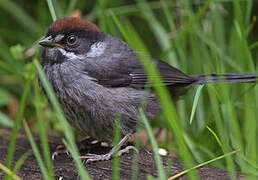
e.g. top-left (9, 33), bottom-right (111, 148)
top-left (80, 153), bottom-right (112, 163)
top-left (52, 145), bottom-right (70, 160)
top-left (117, 145), bottom-right (138, 156)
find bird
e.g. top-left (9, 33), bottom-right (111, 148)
top-left (39, 17), bottom-right (258, 162)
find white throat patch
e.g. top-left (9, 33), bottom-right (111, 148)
top-left (49, 41), bottom-right (107, 61)
top-left (58, 48), bottom-right (84, 60)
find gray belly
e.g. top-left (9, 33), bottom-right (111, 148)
top-left (57, 85), bottom-right (161, 142)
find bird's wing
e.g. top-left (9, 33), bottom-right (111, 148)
top-left (85, 55), bottom-right (196, 88)
top-left (129, 59), bottom-right (196, 88)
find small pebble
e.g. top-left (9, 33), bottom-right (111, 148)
top-left (158, 148), bottom-right (168, 156)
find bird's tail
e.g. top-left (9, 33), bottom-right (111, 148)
top-left (190, 73), bottom-right (258, 85)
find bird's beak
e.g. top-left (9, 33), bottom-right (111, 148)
top-left (39, 36), bottom-right (64, 48)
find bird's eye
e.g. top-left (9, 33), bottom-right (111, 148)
top-left (66, 35), bottom-right (77, 45)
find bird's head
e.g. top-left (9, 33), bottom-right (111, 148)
top-left (39, 17), bottom-right (106, 64)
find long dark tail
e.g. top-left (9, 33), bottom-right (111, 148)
top-left (190, 73), bottom-right (258, 85)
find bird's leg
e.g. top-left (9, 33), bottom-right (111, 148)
top-left (80, 133), bottom-right (138, 163)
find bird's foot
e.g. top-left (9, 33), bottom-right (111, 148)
top-left (117, 145), bottom-right (138, 156)
top-left (80, 145), bottom-right (138, 163)
top-left (52, 145), bottom-right (70, 160)
top-left (80, 152), bottom-right (112, 163)
top-left (51, 137), bottom-right (105, 160)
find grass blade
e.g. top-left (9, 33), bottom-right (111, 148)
top-left (12, 151), bottom-right (32, 176)
top-left (46, 0), bottom-right (57, 21)
top-left (33, 78), bottom-right (55, 178)
top-left (112, 117), bottom-right (121, 180)
top-left (137, 0), bottom-right (178, 67)
top-left (168, 149), bottom-right (240, 180)
top-left (23, 120), bottom-right (51, 180)
top-left (0, 0), bottom-right (41, 36)
top-left (34, 60), bottom-right (90, 179)
top-left (190, 85), bottom-right (204, 124)
top-left (5, 79), bottom-right (31, 180)
top-left (206, 126), bottom-right (222, 148)
top-left (0, 162), bottom-right (21, 180)
top-left (0, 111), bottom-right (13, 128)
top-left (140, 108), bottom-right (166, 180)
top-left (66, 0), bottom-right (78, 16)
top-left (161, 0), bottom-right (216, 59)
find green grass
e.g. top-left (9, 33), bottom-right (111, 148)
top-left (1, 0), bottom-right (258, 179)
top-left (140, 108), bottom-right (166, 180)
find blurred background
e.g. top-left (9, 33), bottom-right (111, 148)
top-left (0, 0), bottom-right (258, 177)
